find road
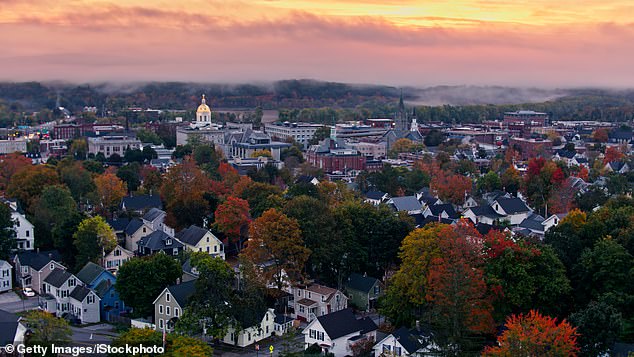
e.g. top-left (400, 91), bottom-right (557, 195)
top-left (215, 332), bottom-right (305, 357)
top-left (0, 292), bottom-right (39, 313)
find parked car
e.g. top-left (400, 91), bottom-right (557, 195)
top-left (22, 287), bottom-right (35, 297)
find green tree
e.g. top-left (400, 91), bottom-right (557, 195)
top-left (110, 328), bottom-right (162, 357)
top-left (73, 216), bottom-right (116, 271)
top-left (23, 310), bottom-right (72, 355)
top-left (57, 159), bottom-right (95, 201)
top-left (117, 163), bottom-right (142, 192)
top-left (239, 181), bottom-right (283, 218)
top-left (31, 185), bottom-right (80, 252)
top-left (570, 300), bottom-right (623, 357)
top-left (0, 203), bottom-right (16, 260)
top-left (477, 171), bottom-right (502, 194)
top-left (116, 254), bottom-right (182, 318)
top-left (136, 129), bottom-right (163, 145)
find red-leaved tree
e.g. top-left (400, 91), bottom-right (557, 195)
top-left (483, 310), bottom-right (579, 356)
top-left (214, 196), bottom-right (250, 252)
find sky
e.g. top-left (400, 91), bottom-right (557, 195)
top-left (1, 0), bottom-right (633, 87)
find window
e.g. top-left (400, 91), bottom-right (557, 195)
top-left (159, 319), bottom-right (164, 329)
top-left (166, 306), bottom-right (171, 316)
top-left (174, 308), bottom-right (179, 317)
top-left (68, 279), bottom-right (75, 287)
top-left (88, 295), bottom-right (95, 304)
top-left (248, 333), bottom-right (251, 341)
top-left (214, 245), bottom-right (218, 252)
top-left (382, 345), bottom-right (392, 353)
top-left (299, 305), bottom-right (305, 313)
top-left (206, 237), bottom-right (209, 243)
top-left (159, 305), bottom-right (163, 314)
top-left (206, 247), bottom-right (209, 253)
top-left (50, 263), bottom-right (55, 270)
top-left (166, 293), bottom-right (171, 302)
top-left (309, 329), bottom-right (315, 339)
top-left (26, 230), bottom-right (29, 237)
top-left (374, 286), bottom-right (380, 295)
top-left (394, 347), bottom-right (402, 356)
top-left (172, 248), bottom-right (178, 256)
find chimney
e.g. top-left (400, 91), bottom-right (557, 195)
top-left (36, 248), bottom-right (40, 254)
top-left (48, 253), bottom-right (53, 259)
top-left (416, 320), bottom-right (421, 332)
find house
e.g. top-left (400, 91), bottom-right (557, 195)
top-left (137, 231), bottom-right (185, 256)
top-left (40, 268), bottom-right (80, 317)
top-left (153, 280), bottom-right (196, 332)
top-left (372, 324), bottom-right (439, 357)
top-left (543, 213), bottom-right (567, 232)
top-left (515, 213), bottom-right (546, 237)
top-left (491, 197), bottom-right (532, 225)
top-left (416, 188), bottom-right (441, 206)
top-left (124, 218), bottom-right (153, 252)
top-left (274, 314), bottom-right (294, 335)
top-left (462, 195), bottom-right (479, 210)
top-left (176, 225), bottom-right (225, 259)
top-left (142, 208), bottom-right (174, 236)
top-left (364, 191), bottom-right (390, 206)
top-left (421, 203), bottom-right (459, 220)
top-left (291, 284), bottom-right (348, 322)
top-left (76, 262), bottom-right (127, 321)
top-left (181, 259), bottom-right (199, 283)
top-left (121, 194), bottom-right (163, 215)
top-left (0, 310), bottom-right (27, 347)
top-left (0, 260), bottom-right (12, 293)
top-left (462, 205), bottom-right (505, 226)
top-left (344, 273), bottom-right (383, 311)
top-left (103, 245), bottom-right (134, 275)
top-left (303, 308), bottom-right (377, 357)
top-left (223, 308), bottom-right (276, 347)
top-left (412, 214), bottom-right (454, 228)
top-left (69, 285), bottom-right (101, 324)
top-left (3, 200), bottom-right (34, 250)
top-left (13, 250), bottom-right (64, 294)
top-left (106, 217), bottom-right (130, 241)
top-left (604, 161), bottom-right (630, 174)
top-left (388, 196), bottom-right (423, 215)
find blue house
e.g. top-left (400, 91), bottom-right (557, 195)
top-left (76, 262), bottom-right (129, 321)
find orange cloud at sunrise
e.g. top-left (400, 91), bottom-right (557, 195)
top-left (1, 0), bottom-right (633, 86)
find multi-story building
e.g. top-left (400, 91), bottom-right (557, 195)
top-left (3, 200), bottom-right (34, 251)
top-left (346, 141), bottom-right (386, 159)
top-left (290, 283), bottom-right (348, 322)
top-left (265, 122), bottom-right (323, 148)
top-left (0, 260), bottom-right (12, 293)
top-left (306, 136), bottom-right (366, 173)
top-left (13, 250), bottom-right (65, 294)
top-left (40, 268), bottom-right (80, 317)
top-left (0, 139), bottom-right (27, 154)
top-left (87, 135), bottom-right (142, 158)
top-left (52, 124), bottom-right (83, 140)
top-left (509, 137), bottom-right (553, 160)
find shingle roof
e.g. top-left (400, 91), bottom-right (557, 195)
top-left (345, 273), bottom-right (379, 294)
top-left (495, 197), bottom-right (530, 214)
top-left (76, 262), bottom-right (106, 285)
top-left (93, 279), bottom-right (114, 299)
top-left (274, 314), bottom-right (293, 325)
top-left (413, 214), bottom-right (453, 228)
top-left (365, 191), bottom-right (387, 200)
top-left (316, 308), bottom-right (370, 340)
top-left (121, 195), bottom-right (162, 211)
top-left (518, 218), bottom-right (545, 232)
top-left (15, 250), bottom-right (62, 271)
top-left (357, 317), bottom-right (378, 335)
top-left (469, 205), bottom-right (504, 219)
top-left (555, 150), bottom-right (576, 159)
top-left (166, 280), bottom-right (197, 307)
top-left (69, 285), bottom-right (93, 302)
top-left (391, 326), bottom-right (434, 354)
top-left (176, 225), bottom-right (212, 246)
top-left (428, 203), bottom-right (458, 219)
top-left (0, 309), bottom-right (19, 345)
top-left (107, 218), bottom-right (130, 232)
top-left (142, 208), bottom-right (165, 223)
top-left (138, 231), bottom-right (183, 252)
top-left (390, 196), bottom-right (422, 212)
top-left (296, 298), bottom-right (318, 306)
top-left (124, 218), bottom-right (144, 236)
top-left (44, 268), bottom-right (73, 288)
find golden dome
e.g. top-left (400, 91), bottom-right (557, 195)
top-left (197, 94), bottom-right (211, 113)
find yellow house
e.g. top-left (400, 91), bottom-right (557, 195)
top-left (176, 225), bottom-right (225, 260)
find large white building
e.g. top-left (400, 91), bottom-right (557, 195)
top-left (87, 135), bottom-right (142, 158)
top-left (3, 200), bottom-right (34, 251)
top-left (265, 122), bottom-right (322, 148)
top-left (0, 139), bottom-right (27, 154)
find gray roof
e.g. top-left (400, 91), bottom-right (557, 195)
top-left (69, 285), bottom-right (93, 302)
top-left (495, 197), bottom-right (530, 214)
top-left (0, 309), bottom-right (20, 345)
top-left (345, 273), bottom-right (379, 294)
top-left (390, 326), bottom-right (434, 354)
top-left (428, 203), bottom-right (459, 219)
top-left (138, 231), bottom-right (183, 252)
top-left (316, 308), bottom-right (370, 340)
top-left (124, 218), bottom-right (144, 236)
top-left (107, 218), bottom-right (130, 232)
top-left (121, 194), bottom-right (162, 211)
top-left (44, 268), bottom-right (73, 288)
top-left (365, 191), bottom-right (387, 200)
top-left (142, 208), bottom-right (165, 223)
top-left (176, 225), bottom-right (211, 246)
top-left (390, 196), bottom-right (422, 212)
top-left (518, 218), bottom-right (545, 232)
top-left (469, 205), bottom-right (504, 219)
top-left (15, 250), bottom-right (62, 271)
top-left (166, 280), bottom-right (197, 307)
top-left (94, 279), bottom-right (114, 299)
top-left (76, 262), bottom-right (106, 285)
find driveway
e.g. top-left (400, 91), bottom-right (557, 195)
top-left (0, 292), bottom-right (38, 313)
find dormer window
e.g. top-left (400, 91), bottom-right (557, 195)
top-left (166, 238), bottom-right (172, 246)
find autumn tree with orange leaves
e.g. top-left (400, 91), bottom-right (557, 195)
top-left (603, 146), bottom-right (625, 165)
top-left (7, 164), bottom-right (59, 213)
top-left (0, 152), bottom-right (31, 192)
top-left (214, 196), bottom-right (250, 252)
top-left (242, 208), bottom-right (310, 289)
top-left (160, 159), bottom-right (212, 229)
top-left (483, 310), bottom-right (579, 357)
top-left (431, 171), bottom-right (472, 205)
top-left (93, 172), bottom-right (127, 218)
top-left (425, 221), bottom-right (494, 350)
